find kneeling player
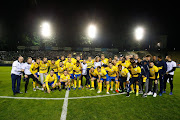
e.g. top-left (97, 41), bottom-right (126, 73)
top-left (89, 67), bottom-right (98, 90)
top-left (59, 70), bottom-right (71, 91)
top-left (73, 61), bottom-right (82, 90)
top-left (43, 70), bottom-right (58, 93)
top-left (97, 66), bottom-right (109, 94)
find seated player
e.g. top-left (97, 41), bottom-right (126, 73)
top-left (105, 63), bottom-right (118, 93)
top-left (89, 67), bottom-right (98, 90)
top-left (147, 62), bottom-right (159, 97)
top-left (118, 64), bottom-right (131, 97)
top-left (73, 61), bottom-right (82, 90)
top-left (129, 62), bottom-right (141, 96)
top-left (66, 58), bottom-right (74, 88)
top-left (43, 70), bottom-right (58, 93)
top-left (97, 66), bottom-right (109, 94)
top-left (59, 70), bottom-right (71, 91)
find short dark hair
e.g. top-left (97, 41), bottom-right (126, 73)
top-left (167, 55), bottom-right (172, 59)
top-left (97, 66), bottom-right (101, 69)
top-left (158, 55), bottom-right (162, 59)
top-left (146, 54), bottom-right (151, 57)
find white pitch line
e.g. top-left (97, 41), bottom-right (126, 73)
top-left (0, 92), bottom-right (126, 100)
top-left (60, 90), bottom-right (69, 120)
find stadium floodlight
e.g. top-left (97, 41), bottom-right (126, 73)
top-left (40, 22), bottom-right (51, 38)
top-left (87, 24), bottom-right (97, 39)
top-left (134, 27), bottom-right (144, 41)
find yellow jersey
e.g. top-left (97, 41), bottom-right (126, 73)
top-left (121, 60), bottom-right (131, 68)
top-left (66, 62), bottom-right (74, 74)
top-left (86, 60), bottom-right (94, 68)
top-left (55, 59), bottom-right (67, 66)
top-left (73, 65), bottom-right (82, 74)
top-left (130, 66), bottom-right (141, 77)
top-left (119, 68), bottom-right (131, 78)
top-left (39, 62), bottom-right (49, 73)
top-left (65, 58), bottom-right (76, 65)
top-left (98, 68), bottom-right (107, 79)
top-left (105, 66), bottom-right (118, 77)
top-left (89, 69), bottom-right (98, 77)
top-left (118, 60), bottom-right (122, 65)
top-left (114, 62), bottom-right (119, 68)
top-left (149, 66), bottom-right (159, 79)
top-left (57, 65), bottom-right (66, 76)
top-left (30, 62), bottom-right (39, 74)
top-left (101, 58), bottom-right (109, 65)
top-left (48, 61), bottom-right (58, 72)
top-left (45, 74), bottom-right (57, 90)
top-left (60, 74), bottom-right (70, 81)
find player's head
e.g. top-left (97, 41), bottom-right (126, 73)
top-left (95, 56), bottom-right (100, 62)
top-left (76, 61), bottom-right (80, 66)
top-left (129, 55), bottom-right (133, 59)
top-left (130, 58), bottom-right (135, 63)
top-left (125, 55), bottom-right (130, 60)
top-left (59, 60), bottom-right (63, 66)
top-left (57, 56), bottom-right (60, 59)
top-left (76, 56), bottom-right (80, 60)
top-left (51, 59), bottom-right (55, 64)
top-left (90, 66), bottom-right (94, 71)
top-left (149, 61), bottom-right (154, 68)
top-left (134, 54), bottom-right (138, 60)
top-left (153, 56), bottom-right (157, 61)
top-left (83, 59), bottom-right (86, 64)
top-left (88, 56), bottom-right (92, 61)
top-left (132, 62), bottom-right (137, 68)
top-left (97, 66), bottom-right (101, 72)
top-left (118, 64), bottom-right (122, 70)
top-left (122, 57), bottom-right (126, 63)
top-left (68, 54), bottom-right (72, 58)
top-left (166, 55), bottom-right (172, 61)
top-left (27, 57), bottom-right (32, 64)
top-left (64, 70), bottom-right (68, 75)
top-left (43, 57), bottom-right (48, 63)
top-left (119, 54), bottom-right (124, 60)
top-left (109, 62), bottom-right (113, 68)
top-left (18, 56), bottom-right (24, 63)
top-left (61, 56), bottom-right (65, 60)
top-left (68, 57), bottom-right (71, 62)
top-left (146, 54), bottom-right (151, 61)
top-left (108, 57), bottom-right (112, 63)
top-left (101, 54), bottom-right (105, 60)
top-left (157, 55), bottom-right (162, 61)
top-left (36, 58), bottom-right (40, 64)
top-left (138, 58), bottom-right (142, 63)
top-left (114, 55), bottom-right (118, 60)
top-left (112, 59), bottom-right (117, 65)
top-left (50, 70), bottom-right (54, 76)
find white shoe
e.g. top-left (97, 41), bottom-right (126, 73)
top-left (33, 88), bottom-right (36, 91)
top-left (147, 91), bottom-right (153, 95)
top-left (110, 88), bottom-right (113, 91)
top-left (39, 88), bottom-right (44, 91)
top-left (106, 92), bottom-right (110, 94)
top-left (97, 90), bottom-right (101, 93)
top-left (36, 86), bottom-right (39, 89)
top-left (153, 93), bottom-right (157, 97)
top-left (118, 88), bottom-right (120, 91)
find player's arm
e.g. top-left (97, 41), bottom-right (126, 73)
top-left (45, 76), bottom-right (50, 93)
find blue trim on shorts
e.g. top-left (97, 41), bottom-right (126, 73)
top-left (70, 74), bottom-right (74, 79)
top-left (44, 81), bottom-right (54, 86)
top-left (109, 77), bottom-right (116, 81)
top-left (75, 74), bottom-right (81, 79)
top-left (35, 72), bottom-right (39, 77)
top-left (58, 75), bottom-right (61, 80)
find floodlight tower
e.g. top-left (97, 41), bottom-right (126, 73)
top-left (87, 24), bottom-right (97, 39)
top-left (134, 26), bottom-right (145, 50)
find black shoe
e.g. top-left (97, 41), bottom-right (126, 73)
top-left (13, 92), bottom-right (16, 95)
top-left (59, 88), bottom-right (61, 91)
top-left (25, 91), bottom-right (27, 93)
top-left (126, 92), bottom-right (130, 97)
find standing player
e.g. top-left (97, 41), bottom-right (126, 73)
top-left (89, 67), bottom-right (98, 90)
top-left (86, 56), bottom-right (94, 89)
top-left (39, 57), bottom-right (50, 84)
top-left (148, 62), bottom-right (159, 97)
top-left (164, 55), bottom-right (176, 95)
top-left (43, 70), bottom-right (58, 93)
top-left (66, 58), bottom-right (74, 88)
top-left (73, 61), bottom-right (82, 90)
top-left (59, 70), bottom-right (71, 91)
top-left (81, 60), bottom-right (89, 88)
top-left (157, 55), bottom-right (167, 96)
top-left (129, 62), bottom-right (141, 96)
top-left (57, 61), bottom-right (66, 90)
top-left (94, 56), bottom-right (101, 69)
top-left (97, 66), bottom-right (109, 94)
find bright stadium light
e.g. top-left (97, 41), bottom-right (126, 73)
top-left (87, 24), bottom-right (97, 39)
top-left (40, 22), bottom-right (51, 38)
top-left (134, 27), bottom-right (144, 41)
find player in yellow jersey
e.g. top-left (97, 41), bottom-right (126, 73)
top-left (56, 56), bottom-right (67, 66)
top-left (148, 62), bottom-right (159, 97)
top-left (73, 61), bottom-right (82, 90)
top-left (30, 58), bottom-right (41, 91)
top-left (59, 70), bottom-right (71, 91)
top-left (105, 63), bottom-right (118, 93)
top-left (86, 56), bottom-right (94, 88)
top-left (57, 61), bottom-right (66, 89)
top-left (97, 66), bottom-right (109, 94)
top-left (112, 59), bottom-right (121, 91)
top-left (118, 64), bottom-right (131, 97)
top-left (75, 56), bottom-right (83, 64)
top-left (49, 59), bottom-right (58, 76)
top-left (66, 58), bottom-right (74, 87)
top-left (108, 57), bottom-right (112, 65)
top-left (43, 70), bottom-right (58, 93)
top-left (101, 54), bottom-right (108, 67)
top-left (129, 62), bottom-right (141, 96)
top-left (89, 67), bottom-right (98, 90)
top-left (39, 57), bottom-right (50, 84)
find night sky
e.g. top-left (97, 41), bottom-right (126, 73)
top-left (0, 0), bottom-right (179, 50)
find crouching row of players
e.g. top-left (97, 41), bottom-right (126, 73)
top-left (43, 61), bottom-right (159, 98)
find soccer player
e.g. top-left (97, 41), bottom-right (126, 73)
top-left (11, 56), bottom-right (24, 95)
top-left (148, 62), bottom-right (159, 97)
top-left (129, 62), bottom-right (141, 96)
top-left (86, 56), bottom-right (94, 88)
top-left (73, 61), bottom-right (82, 90)
top-left (105, 63), bottom-right (118, 92)
top-left (59, 70), bottom-right (71, 91)
top-left (164, 55), bottom-right (176, 95)
top-left (39, 57), bottom-right (50, 84)
top-left (57, 61), bottom-right (66, 90)
top-left (118, 64), bottom-right (131, 97)
top-left (49, 59), bottom-right (58, 76)
top-left (43, 70), bottom-right (58, 93)
top-left (81, 60), bottom-right (89, 88)
top-left (97, 66), bottom-right (109, 94)
top-left (94, 56), bottom-right (101, 69)
top-left (23, 57), bottom-right (43, 93)
top-left (157, 55), bottom-right (167, 96)
top-left (89, 67), bottom-right (98, 90)
top-left (101, 54), bottom-right (108, 67)
top-left (134, 54), bottom-right (139, 63)
top-left (66, 57), bottom-right (74, 87)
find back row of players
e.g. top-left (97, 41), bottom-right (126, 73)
top-left (17, 53), bottom-right (176, 97)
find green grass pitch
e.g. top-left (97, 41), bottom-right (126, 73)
top-left (0, 66), bottom-right (180, 120)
